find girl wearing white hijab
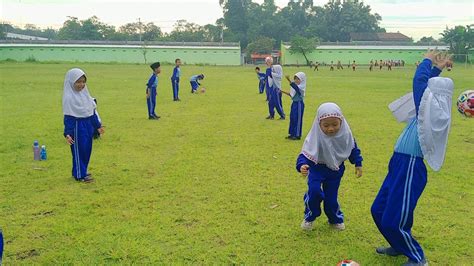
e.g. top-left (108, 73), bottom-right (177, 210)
top-left (371, 51), bottom-right (453, 266)
top-left (281, 72), bottom-right (306, 140)
top-left (265, 59), bottom-right (286, 120)
top-left (296, 103), bottom-right (363, 231)
top-left (63, 68), bottom-right (104, 183)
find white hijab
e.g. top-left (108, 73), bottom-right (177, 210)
top-left (417, 77), bottom-right (454, 171)
top-left (62, 68), bottom-right (96, 118)
top-left (271, 65), bottom-right (283, 89)
top-left (301, 103), bottom-right (355, 171)
top-left (388, 77), bottom-right (454, 171)
top-left (290, 72), bottom-right (306, 97)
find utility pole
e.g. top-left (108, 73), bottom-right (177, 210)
top-left (138, 17), bottom-right (142, 42)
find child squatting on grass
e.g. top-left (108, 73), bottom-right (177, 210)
top-left (371, 51), bottom-right (454, 266)
top-left (296, 103), bottom-right (363, 231)
top-left (63, 68), bottom-right (104, 183)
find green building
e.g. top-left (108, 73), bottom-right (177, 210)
top-left (0, 42), bottom-right (241, 65)
top-left (280, 43), bottom-right (450, 65)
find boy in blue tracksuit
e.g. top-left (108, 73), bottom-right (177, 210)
top-left (171, 58), bottom-right (181, 101)
top-left (371, 51), bottom-right (454, 266)
top-left (190, 74), bottom-right (204, 93)
top-left (282, 72), bottom-right (306, 140)
top-left (63, 68), bottom-right (104, 183)
top-left (146, 62), bottom-right (161, 119)
top-left (296, 103), bottom-right (363, 231)
top-left (255, 67), bottom-right (266, 94)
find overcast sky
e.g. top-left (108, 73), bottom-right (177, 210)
top-left (1, 0), bottom-right (473, 40)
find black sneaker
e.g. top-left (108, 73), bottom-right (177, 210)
top-left (278, 117), bottom-right (286, 120)
top-left (148, 116), bottom-right (156, 120)
top-left (376, 247), bottom-right (402, 256)
top-left (266, 116), bottom-right (274, 120)
top-left (153, 114), bottom-right (161, 119)
top-left (77, 176), bottom-right (94, 183)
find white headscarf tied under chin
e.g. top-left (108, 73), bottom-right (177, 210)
top-left (301, 103), bottom-right (355, 171)
top-left (417, 77), bottom-right (454, 171)
top-left (62, 68), bottom-right (96, 118)
top-left (290, 72), bottom-right (306, 98)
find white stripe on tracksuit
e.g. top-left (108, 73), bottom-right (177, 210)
top-left (399, 156), bottom-right (423, 262)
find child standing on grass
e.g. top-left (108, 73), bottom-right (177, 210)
top-left (281, 72), bottom-right (306, 140)
top-left (296, 103), bottom-right (363, 231)
top-left (255, 67), bottom-right (266, 94)
top-left (190, 74), bottom-right (204, 93)
top-left (63, 68), bottom-right (104, 183)
top-left (266, 63), bottom-right (286, 120)
top-left (371, 51), bottom-right (453, 266)
top-left (147, 62), bottom-right (161, 120)
top-left (171, 58), bottom-right (181, 101)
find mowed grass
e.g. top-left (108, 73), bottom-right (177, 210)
top-left (0, 61), bottom-right (473, 264)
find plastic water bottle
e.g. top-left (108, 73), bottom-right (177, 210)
top-left (40, 145), bottom-right (47, 160)
top-left (33, 140), bottom-right (40, 160)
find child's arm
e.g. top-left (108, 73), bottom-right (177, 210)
top-left (348, 139), bottom-right (363, 177)
top-left (413, 50), bottom-right (443, 113)
top-left (281, 90), bottom-right (291, 96)
top-left (290, 82), bottom-right (301, 95)
top-left (64, 115), bottom-right (75, 144)
top-left (296, 153), bottom-right (315, 177)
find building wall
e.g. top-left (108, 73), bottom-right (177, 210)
top-left (280, 44), bottom-right (447, 65)
top-left (0, 44), bottom-right (241, 65)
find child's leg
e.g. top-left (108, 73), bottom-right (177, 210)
top-left (172, 80), bottom-right (177, 100)
top-left (274, 90), bottom-right (285, 118)
top-left (378, 154), bottom-right (427, 263)
top-left (176, 81), bottom-right (180, 98)
top-left (304, 169), bottom-right (325, 222)
top-left (268, 88), bottom-right (275, 117)
top-left (296, 101), bottom-right (304, 138)
top-left (151, 89), bottom-right (157, 115)
top-left (322, 169), bottom-right (344, 224)
top-left (371, 153), bottom-right (398, 235)
top-left (147, 95), bottom-right (152, 117)
top-left (288, 102), bottom-right (297, 135)
top-left (70, 120), bottom-right (93, 179)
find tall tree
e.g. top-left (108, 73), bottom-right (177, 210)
top-left (288, 35), bottom-right (318, 66)
top-left (220, 0), bottom-right (252, 47)
top-left (441, 25), bottom-right (473, 61)
top-left (246, 36), bottom-right (275, 58)
top-left (308, 0), bottom-right (384, 42)
top-left (58, 16), bottom-right (82, 40)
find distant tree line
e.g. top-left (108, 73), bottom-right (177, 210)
top-left (0, 0), bottom-right (472, 59)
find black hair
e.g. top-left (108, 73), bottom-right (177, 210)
top-left (150, 62), bottom-right (161, 70)
top-left (255, 67), bottom-right (260, 71)
top-left (199, 74), bottom-right (204, 79)
top-left (175, 58), bottom-right (181, 63)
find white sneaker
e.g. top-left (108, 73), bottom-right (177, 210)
top-left (330, 223), bottom-right (345, 230)
top-left (300, 220), bottom-right (313, 231)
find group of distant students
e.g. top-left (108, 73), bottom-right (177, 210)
top-left (60, 50), bottom-right (455, 266)
top-left (146, 59), bottom-right (205, 120)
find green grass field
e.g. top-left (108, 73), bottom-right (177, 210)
top-left (0, 62), bottom-right (473, 264)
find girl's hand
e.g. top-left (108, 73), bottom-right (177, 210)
top-left (98, 127), bottom-right (105, 135)
top-left (424, 49), bottom-right (441, 62)
top-left (65, 135), bottom-right (74, 145)
top-left (355, 166), bottom-right (362, 178)
top-left (300, 164), bottom-right (310, 177)
top-left (285, 75), bottom-right (291, 82)
top-left (434, 52), bottom-right (453, 69)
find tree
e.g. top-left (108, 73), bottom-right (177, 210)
top-left (58, 17), bottom-right (82, 40)
top-left (220, 0), bottom-right (252, 47)
top-left (441, 25), bottom-right (473, 61)
top-left (288, 35), bottom-right (318, 65)
top-left (308, 0), bottom-right (384, 42)
top-left (245, 36), bottom-right (274, 59)
top-left (167, 20), bottom-right (205, 42)
top-left (143, 22), bottom-right (162, 41)
top-left (416, 36), bottom-right (441, 44)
